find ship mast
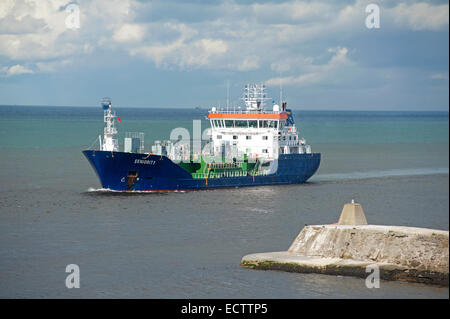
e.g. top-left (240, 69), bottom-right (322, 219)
top-left (101, 97), bottom-right (119, 152)
top-left (242, 83), bottom-right (270, 111)
top-left (279, 78), bottom-right (283, 106)
top-left (226, 80), bottom-right (230, 112)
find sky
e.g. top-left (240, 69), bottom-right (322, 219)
top-left (0, 0), bottom-right (448, 110)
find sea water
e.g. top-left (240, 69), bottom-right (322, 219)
top-left (0, 106), bottom-right (448, 298)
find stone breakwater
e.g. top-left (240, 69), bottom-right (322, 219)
top-left (241, 225), bottom-right (449, 286)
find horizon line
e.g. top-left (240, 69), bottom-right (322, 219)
top-left (0, 104), bottom-right (448, 113)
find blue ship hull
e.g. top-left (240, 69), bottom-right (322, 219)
top-left (82, 150), bottom-right (321, 191)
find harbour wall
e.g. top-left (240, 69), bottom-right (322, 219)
top-left (241, 224), bottom-right (449, 286)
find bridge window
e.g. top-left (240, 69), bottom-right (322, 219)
top-left (235, 120), bottom-right (248, 128)
top-left (225, 120), bottom-right (234, 128)
top-left (267, 120), bottom-right (277, 128)
top-left (249, 120), bottom-right (257, 128)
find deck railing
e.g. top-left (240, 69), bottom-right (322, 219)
top-left (208, 109), bottom-right (282, 115)
top-left (192, 170), bottom-right (268, 179)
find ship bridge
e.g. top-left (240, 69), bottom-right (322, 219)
top-left (207, 83), bottom-right (310, 162)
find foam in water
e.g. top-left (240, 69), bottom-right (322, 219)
top-left (313, 167), bottom-right (449, 182)
top-left (87, 187), bottom-right (117, 192)
top-left (86, 187), bottom-right (187, 193)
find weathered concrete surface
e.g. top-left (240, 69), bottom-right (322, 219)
top-left (241, 225), bottom-right (449, 286)
top-left (338, 201), bottom-right (368, 225)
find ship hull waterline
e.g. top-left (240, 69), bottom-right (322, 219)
top-left (82, 150), bottom-right (321, 192)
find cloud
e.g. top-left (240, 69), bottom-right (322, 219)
top-left (271, 56), bottom-right (314, 74)
top-left (251, 1), bottom-right (332, 24)
top-left (0, 13), bottom-right (46, 34)
top-left (431, 72), bottom-right (449, 80)
top-left (266, 47), bottom-right (352, 86)
top-left (0, 0), bottom-right (138, 61)
top-left (237, 56), bottom-right (260, 71)
top-left (130, 37), bottom-right (228, 69)
top-left (0, 0), bottom-right (448, 75)
top-left (35, 59), bottom-right (72, 73)
top-left (0, 0), bottom-right (447, 110)
top-left (389, 2), bottom-right (449, 31)
top-left (1, 64), bottom-right (34, 76)
top-left (122, 21), bottom-right (229, 69)
top-left (113, 23), bottom-right (146, 43)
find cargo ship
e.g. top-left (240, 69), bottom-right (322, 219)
top-left (83, 83), bottom-right (320, 191)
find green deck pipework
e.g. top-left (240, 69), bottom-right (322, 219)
top-left (182, 153), bottom-right (264, 179)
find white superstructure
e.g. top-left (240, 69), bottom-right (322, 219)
top-left (207, 83), bottom-right (311, 162)
top-left (100, 98), bottom-right (119, 152)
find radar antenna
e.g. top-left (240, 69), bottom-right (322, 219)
top-left (242, 83), bottom-right (270, 111)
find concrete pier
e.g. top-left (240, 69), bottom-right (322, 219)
top-left (337, 199), bottom-right (367, 225)
top-left (241, 202), bottom-right (449, 286)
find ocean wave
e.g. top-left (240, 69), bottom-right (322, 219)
top-left (313, 167), bottom-right (449, 182)
top-left (86, 187), bottom-right (186, 194)
top-left (87, 187), bottom-right (116, 192)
